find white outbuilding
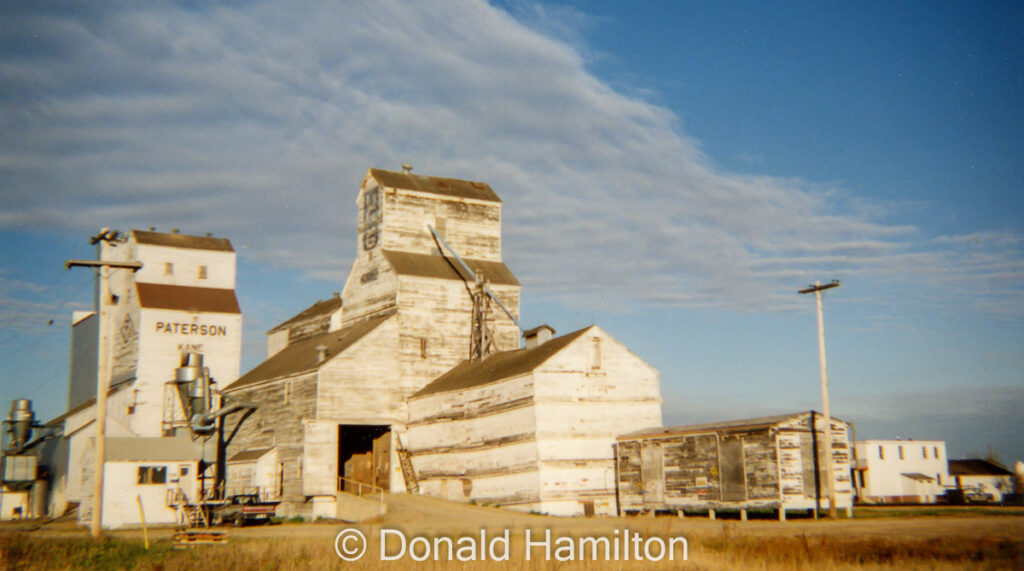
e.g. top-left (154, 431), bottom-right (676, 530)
top-left (854, 439), bottom-right (950, 503)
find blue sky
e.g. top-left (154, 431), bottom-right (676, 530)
top-left (1, 1), bottom-right (1021, 462)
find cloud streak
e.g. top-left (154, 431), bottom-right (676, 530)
top-left (0, 0), bottom-right (1021, 317)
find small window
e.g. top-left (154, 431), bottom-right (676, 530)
top-left (198, 265), bottom-right (208, 279)
top-left (589, 337), bottom-right (602, 370)
top-left (937, 473), bottom-right (942, 485)
top-left (922, 446), bottom-right (927, 459)
top-left (420, 338), bottom-right (427, 359)
top-left (934, 447), bottom-right (940, 460)
top-left (164, 262), bottom-right (173, 275)
top-left (898, 446), bottom-right (904, 460)
top-left (137, 466), bottom-right (167, 485)
top-left (878, 446), bottom-right (884, 460)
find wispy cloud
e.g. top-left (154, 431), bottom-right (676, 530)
top-left (0, 0), bottom-right (1020, 318)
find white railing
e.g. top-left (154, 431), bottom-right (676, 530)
top-left (337, 476), bottom-right (385, 509)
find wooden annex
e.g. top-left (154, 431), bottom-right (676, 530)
top-left (616, 411), bottom-right (854, 519)
top-left (407, 325), bottom-right (662, 516)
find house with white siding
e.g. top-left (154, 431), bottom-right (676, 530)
top-left (854, 439), bottom-right (950, 503)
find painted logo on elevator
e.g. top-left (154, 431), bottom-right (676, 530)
top-left (154, 321), bottom-right (228, 336)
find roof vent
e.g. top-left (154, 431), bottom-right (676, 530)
top-left (316, 344), bottom-right (329, 363)
top-left (402, 162), bottom-right (413, 173)
top-left (523, 324), bottom-right (556, 350)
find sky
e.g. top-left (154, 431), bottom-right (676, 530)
top-left (1, 1), bottom-right (1021, 462)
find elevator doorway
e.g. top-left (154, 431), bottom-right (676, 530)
top-left (338, 424), bottom-right (390, 493)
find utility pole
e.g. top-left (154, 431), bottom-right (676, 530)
top-left (799, 279), bottom-right (840, 519)
top-left (66, 229), bottom-right (142, 538)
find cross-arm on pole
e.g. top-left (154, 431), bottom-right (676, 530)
top-left (799, 279), bottom-right (840, 519)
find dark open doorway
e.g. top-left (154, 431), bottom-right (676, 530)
top-left (338, 424), bottom-right (390, 493)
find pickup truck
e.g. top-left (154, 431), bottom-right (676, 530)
top-left (210, 494), bottom-right (279, 526)
top-left (941, 487), bottom-right (995, 505)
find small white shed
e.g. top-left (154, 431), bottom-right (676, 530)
top-left (95, 436), bottom-right (201, 529)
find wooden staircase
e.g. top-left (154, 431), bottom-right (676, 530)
top-left (395, 436), bottom-right (419, 494)
top-left (168, 488), bottom-right (209, 529)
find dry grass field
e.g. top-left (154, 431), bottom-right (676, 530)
top-left (2, 496), bottom-right (1022, 570)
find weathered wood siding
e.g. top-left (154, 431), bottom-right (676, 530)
top-left (371, 180), bottom-right (503, 261)
top-left (302, 420), bottom-right (337, 496)
top-left (397, 277), bottom-right (519, 390)
top-left (407, 326), bottom-right (661, 516)
top-left (340, 251), bottom-right (400, 325)
top-left (532, 327), bottom-right (661, 515)
top-left (223, 371), bottom-right (317, 517)
top-left (617, 413), bottom-right (854, 513)
top-left (315, 315), bottom-right (403, 422)
top-left (408, 375), bottom-right (540, 508)
top-left (782, 415), bottom-right (856, 509)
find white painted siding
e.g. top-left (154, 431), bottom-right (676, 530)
top-left (100, 460), bottom-right (199, 529)
top-left (856, 440), bottom-right (949, 503)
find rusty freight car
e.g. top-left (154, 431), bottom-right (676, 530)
top-left (615, 411), bottom-right (853, 520)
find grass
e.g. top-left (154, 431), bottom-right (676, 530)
top-left (852, 505), bottom-right (1024, 519)
top-left (695, 526), bottom-right (1022, 569)
top-left (1, 526), bottom-right (1022, 570)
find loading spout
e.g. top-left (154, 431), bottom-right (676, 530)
top-left (173, 352), bottom-right (258, 436)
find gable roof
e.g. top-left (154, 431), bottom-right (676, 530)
top-left (948, 459), bottom-right (1013, 476)
top-left (268, 295), bottom-right (342, 334)
top-left (369, 168), bottom-right (501, 203)
top-left (382, 250), bottom-right (519, 286)
top-left (136, 283), bottom-right (241, 314)
top-left (619, 411), bottom-right (848, 441)
top-left (411, 326), bottom-right (593, 398)
top-left (131, 229), bottom-right (234, 252)
top-left (226, 312), bottom-right (393, 391)
top-left (228, 447), bottom-right (275, 463)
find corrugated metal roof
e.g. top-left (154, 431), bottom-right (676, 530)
top-left (411, 326), bottom-right (594, 398)
top-left (618, 411), bottom-right (848, 440)
top-left (132, 229), bottom-right (235, 252)
top-left (948, 459), bottom-right (1013, 476)
top-left (136, 283), bottom-right (241, 314)
top-left (383, 250), bottom-right (519, 286)
top-left (225, 311), bottom-right (394, 391)
top-left (268, 295), bottom-right (342, 334)
top-left (106, 436), bottom-right (198, 462)
top-left (228, 447), bottom-right (274, 463)
top-left (369, 168), bottom-right (501, 203)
